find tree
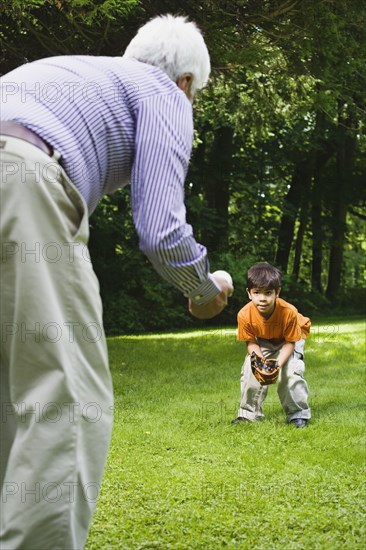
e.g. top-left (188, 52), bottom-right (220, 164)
top-left (0, 0), bottom-right (142, 73)
top-left (1, 0), bottom-right (365, 332)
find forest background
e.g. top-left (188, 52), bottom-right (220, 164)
top-left (1, 0), bottom-right (365, 334)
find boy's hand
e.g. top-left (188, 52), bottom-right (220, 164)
top-left (250, 352), bottom-right (281, 385)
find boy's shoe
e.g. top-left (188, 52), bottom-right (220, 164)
top-left (290, 418), bottom-right (308, 428)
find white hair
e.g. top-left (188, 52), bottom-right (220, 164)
top-left (124, 14), bottom-right (211, 95)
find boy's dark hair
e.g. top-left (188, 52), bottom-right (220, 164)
top-left (247, 262), bottom-right (282, 291)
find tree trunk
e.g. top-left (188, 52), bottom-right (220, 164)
top-left (275, 158), bottom-right (312, 272)
top-left (311, 164), bottom-right (323, 293)
top-left (186, 126), bottom-right (208, 242)
top-left (292, 196), bottom-right (309, 280)
top-left (326, 108), bottom-right (358, 300)
top-left (202, 126), bottom-right (234, 252)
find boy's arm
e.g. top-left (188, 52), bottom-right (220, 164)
top-left (246, 341), bottom-right (263, 357)
top-left (247, 340), bottom-right (295, 367)
top-left (276, 341), bottom-right (295, 367)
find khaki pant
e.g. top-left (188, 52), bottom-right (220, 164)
top-left (237, 339), bottom-right (311, 422)
top-left (0, 137), bottom-right (113, 549)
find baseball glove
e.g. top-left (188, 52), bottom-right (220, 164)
top-left (250, 351), bottom-right (280, 385)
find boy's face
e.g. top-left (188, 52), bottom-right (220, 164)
top-left (247, 287), bottom-right (280, 318)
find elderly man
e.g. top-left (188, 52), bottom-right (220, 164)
top-left (0, 14), bottom-right (233, 549)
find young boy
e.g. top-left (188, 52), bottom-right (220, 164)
top-left (232, 262), bottom-right (311, 428)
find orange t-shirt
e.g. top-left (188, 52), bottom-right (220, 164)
top-left (237, 297), bottom-right (311, 344)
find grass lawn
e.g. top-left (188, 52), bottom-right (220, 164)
top-left (86, 318), bottom-right (366, 549)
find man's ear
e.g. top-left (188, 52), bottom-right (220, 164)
top-left (177, 72), bottom-right (193, 100)
top-left (246, 288), bottom-right (252, 300)
top-left (277, 288), bottom-right (281, 297)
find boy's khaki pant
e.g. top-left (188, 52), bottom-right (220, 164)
top-left (0, 137), bottom-right (113, 549)
top-left (237, 339), bottom-right (311, 422)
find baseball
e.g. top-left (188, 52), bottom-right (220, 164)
top-left (212, 270), bottom-right (233, 288)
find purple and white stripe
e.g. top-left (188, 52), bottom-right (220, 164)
top-left (1, 56), bottom-right (220, 303)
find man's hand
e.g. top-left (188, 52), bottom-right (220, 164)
top-left (188, 273), bottom-right (234, 319)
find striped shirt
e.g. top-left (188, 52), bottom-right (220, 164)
top-left (1, 55), bottom-right (220, 303)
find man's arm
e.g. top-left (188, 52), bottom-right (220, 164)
top-left (130, 92), bottom-right (231, 316)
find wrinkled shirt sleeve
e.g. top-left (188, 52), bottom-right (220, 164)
top-left (130, 91), bottom-right (220, 304)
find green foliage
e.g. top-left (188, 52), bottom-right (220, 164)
top-left (89, 191), bottom-right (198, 334)
top-left (85, 319), bottom-right (366, 549)
top-left (2, 0), bottom-right (365, 332)
top-left (0, 0), bottom-right (142, 72)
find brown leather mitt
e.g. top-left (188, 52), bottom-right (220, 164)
top-left (250, 351), bottom-right (280, 385)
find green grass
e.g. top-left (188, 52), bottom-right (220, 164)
top-left (86, 319), bottom-right (366, 549)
